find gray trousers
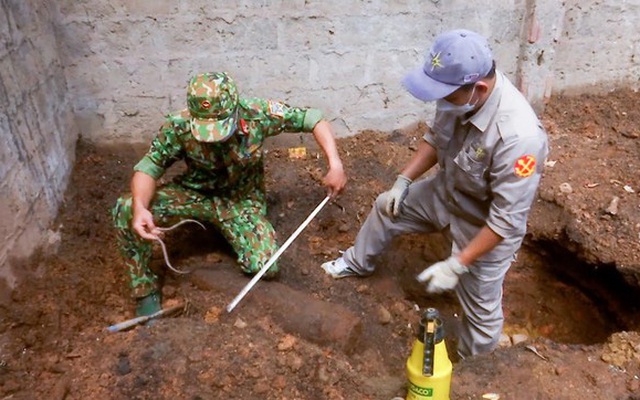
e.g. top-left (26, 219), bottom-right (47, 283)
top-left (343, 178), bottom-right (513, 357)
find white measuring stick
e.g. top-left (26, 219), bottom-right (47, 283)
top-left (226, 196), bottom-right (331, 313)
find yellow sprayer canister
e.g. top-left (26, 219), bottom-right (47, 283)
top-left (405, 308), bottom-right (452, 400)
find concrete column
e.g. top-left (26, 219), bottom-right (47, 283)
top-left (0, 1), bottom-right (79, 298)
top-left (516, 0), bottom-right (566, 113)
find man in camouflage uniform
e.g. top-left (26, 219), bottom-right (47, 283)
top-left (113, 72), bottom-right (346, 317)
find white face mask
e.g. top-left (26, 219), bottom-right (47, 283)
top-left (436, 85), bottom-right (477, 116)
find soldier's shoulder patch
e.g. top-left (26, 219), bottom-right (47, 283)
top-left (267, 100), bottom-right (286, 118)
top-left (514, 154), bottom-right (536, 178)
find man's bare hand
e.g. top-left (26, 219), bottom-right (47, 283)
top-left (322, 165), bottom-right (347, 198)
top-left (132, 207), bottom-right (162, 240)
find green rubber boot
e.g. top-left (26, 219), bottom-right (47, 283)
top-left (136, 291), bottom-right (162, 317)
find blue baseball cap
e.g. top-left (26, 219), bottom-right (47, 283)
top-left (402, 29), bottom-right (494, 101)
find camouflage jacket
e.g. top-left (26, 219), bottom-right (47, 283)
top-left (134, 98), bottom-right (323, 195)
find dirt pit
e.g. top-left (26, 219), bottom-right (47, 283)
top-left (1, 90), bottom-right (640, 399)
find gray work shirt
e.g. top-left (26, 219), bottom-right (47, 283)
top-left (424, 71), bottom-right (549, 262)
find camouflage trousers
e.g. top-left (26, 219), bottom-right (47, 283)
top-left (112, 183), bottom-right (278, 299)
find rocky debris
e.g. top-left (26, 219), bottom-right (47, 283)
top-left (605, 196), bottom-right (620, 215)
top-left (601, 331), bottom-right (640, 367)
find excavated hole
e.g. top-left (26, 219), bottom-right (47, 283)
top-left (394, 235), bottom-right (640, 346)
top-left (530, 240), bottom-right (640, 339)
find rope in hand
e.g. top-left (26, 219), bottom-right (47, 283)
top-left (153, 219), bottom-right (207, 275)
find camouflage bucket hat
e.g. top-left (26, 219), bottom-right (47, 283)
top-left (187, 72), bottom-right (239, 142)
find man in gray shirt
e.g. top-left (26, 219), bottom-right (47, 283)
top-left (321, 29), bottom-right (549, 358)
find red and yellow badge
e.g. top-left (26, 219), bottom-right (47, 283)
top-left (514, 155), bottom-right (536, 178)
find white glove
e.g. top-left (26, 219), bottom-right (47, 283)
top-left (416, 256), bottom-right (469, 293)
top-left (384, 174), bottom-right (412, 217)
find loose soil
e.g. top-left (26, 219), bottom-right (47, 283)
top-left (1, 90), bottom-right (640, 400)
